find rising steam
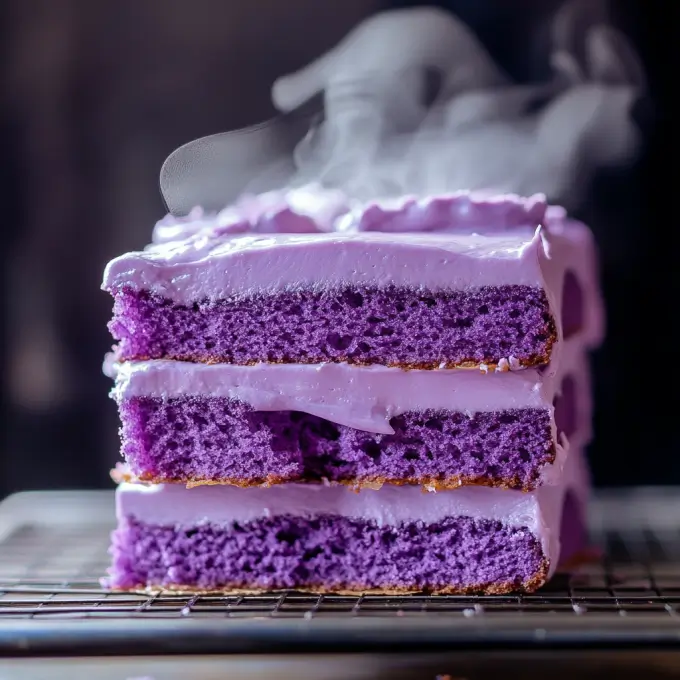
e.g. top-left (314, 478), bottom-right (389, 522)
top-left (272, 0), bottom-right (645, 210)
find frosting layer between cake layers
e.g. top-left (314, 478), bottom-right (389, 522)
top-left (103, 193), bottom-right (603, 370)
top-left (107, 444), bottom-right (588, 594)
top-left (110, 335), bottom-right (589, 490)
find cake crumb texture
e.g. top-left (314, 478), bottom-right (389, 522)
top-left (110, 284), bottom-right (556, 369)
top-left (107, 514), bottom-right (549, 594)
top-left (120, 397), bottom-right (556, 491)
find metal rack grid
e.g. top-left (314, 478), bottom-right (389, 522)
top-left (0, 489), bottom-right (680, 680)
top-left (0, 489), bottom-right (679, 622)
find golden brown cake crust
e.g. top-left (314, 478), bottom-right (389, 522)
top-left (109, 558), bottom-right (550, 597)
top-left (122, 352), bottom-right (554, 372)
top-left (114, 461), bottom-right (555, 493)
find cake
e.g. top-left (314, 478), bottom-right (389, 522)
top-left (111, 341), bottom-right (590, 491)
top-left (109, 449), bottom-right (588, 594)
top-left (105, 194), bottom-right (594, 371)
top-left (103, 187), bottom-right (603, 594)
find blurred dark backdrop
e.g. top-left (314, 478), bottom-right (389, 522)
top-left (0, 0), bottom-right (676, 496)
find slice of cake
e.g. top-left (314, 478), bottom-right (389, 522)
top-left (110, 340), bottom-right (589, 491)
top-left (103, 192), bottom-right (601, 371)
top-left (105, 445), bottom-right (588, 595)
top-left (103, 188), bottom-right (602, 595)
top-left (103, 194), bottom-right (601, 492)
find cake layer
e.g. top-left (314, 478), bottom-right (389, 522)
top-left (103, 194), bottom-right (603, 369)
top-left (110, 284), bottom-right (556, 369)
top-left (109, 513), bottom-right (550, 594)
top-left (112, 351), bottom-right (588, 490)
top-left (106, 450), bottom-right (587, 594)
top-left (120, 397), bottom-right (558, 490)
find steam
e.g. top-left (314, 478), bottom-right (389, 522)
top-left (272, 1), bottom-right (645, 210)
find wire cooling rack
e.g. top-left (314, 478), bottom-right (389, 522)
top-left (0, 489), bottom-right (679, 658)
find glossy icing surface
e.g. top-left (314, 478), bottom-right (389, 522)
top-left (151, 185), bottom-right (350, 244)
top-left (336, 192), bottom-right (547, 233)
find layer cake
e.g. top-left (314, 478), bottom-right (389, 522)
top-left (103, 188), bottom-right (602, 593)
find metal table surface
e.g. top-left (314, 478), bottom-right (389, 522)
top-left (0, 487), bottom-right (678, 679)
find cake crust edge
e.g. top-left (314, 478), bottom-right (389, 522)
top-left (107, 559), bottom-right (549, 596)
top-left (114, 467), bottom-right (556, 494)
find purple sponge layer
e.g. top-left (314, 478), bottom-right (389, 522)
top-left (106, 513), bottom-right (549, 594)
top-left (109, 285), bottom-right (556, 369)
top-left (119, 397), bottom-right (556, 490)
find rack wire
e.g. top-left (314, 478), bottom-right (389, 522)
top-left (0, 489), bottom-right (679, 622)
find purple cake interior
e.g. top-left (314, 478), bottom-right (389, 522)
top-left (118, 390), bottom-right (580, 490)
top-left (107, 513), bottom-right (552, 594)
top-left (110, 284), bottom-right (557, 369)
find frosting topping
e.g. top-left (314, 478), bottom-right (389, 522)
top-left (103, 229), bottom-right (546, 303)
top-left (151, 186), bottom-right (547, 245)
top-left (152, 184), bottom-right (350, 244)
top-left (337, 192), bottom-right (547, 234)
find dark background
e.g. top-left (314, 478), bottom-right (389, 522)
top-left (0, 0), bottom-right (676, 496)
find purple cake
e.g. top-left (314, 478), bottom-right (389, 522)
top-left (111, 343), bottom-right (590, 491)
top-left (104, 187), bottom-right (603, 594)
top-left (106, 445), bottom-right (589, 594)
top-left (103, 192), bottom-right (602, 371)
